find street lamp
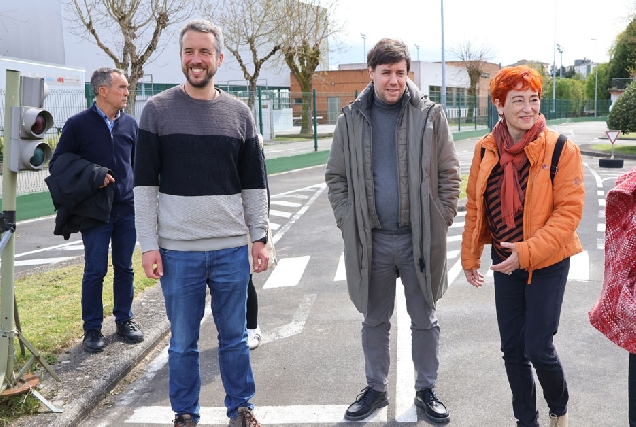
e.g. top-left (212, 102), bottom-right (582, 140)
top-left (414, 44), bottom-right (420, 61)
top-left (360, 33), bottom-right (366, 62)
top-left (591, 38), bottom-right (598, 117)
top-left (557, 44), bottom-right (563, 78)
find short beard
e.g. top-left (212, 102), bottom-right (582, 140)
top-left (183, 68), bottom-right (214, 88)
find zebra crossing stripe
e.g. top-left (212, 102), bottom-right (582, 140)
top-left (263, 256), bottom-right (310, 289)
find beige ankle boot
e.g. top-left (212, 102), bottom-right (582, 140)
top-left (549, 412), bottom-right (568, 427)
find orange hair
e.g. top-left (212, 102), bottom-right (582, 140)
top-left (490, 65), bottom-right (543, 106)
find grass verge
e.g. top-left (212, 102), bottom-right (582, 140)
top-left (590, 144), bottom-right (636, 155)
top-left (0, 249), bottom-right (158, 425)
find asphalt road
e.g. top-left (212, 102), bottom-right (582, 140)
top-left (9, 121), bottom-right (636, 426)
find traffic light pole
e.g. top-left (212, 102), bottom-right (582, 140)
top-left (1, 69), bottom-right (20, 393)
top-left (1, 70), bottom-right (61, 412)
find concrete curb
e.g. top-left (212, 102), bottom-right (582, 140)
top-left (9, 282), bottom-right (170, 427)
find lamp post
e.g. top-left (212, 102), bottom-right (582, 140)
top-left (414, 44), bottom-right (420, 61)
top-left (361, 33), bottom-right (366, 62)
top-left (551, 0), bottom-right (556, 114)
top-left (557, 44), bottom-right (563, 78)
top-left (591, 38), bottom-right (598, 117)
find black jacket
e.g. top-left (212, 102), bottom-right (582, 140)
top-left (45, 152), bottom-right (115, 240)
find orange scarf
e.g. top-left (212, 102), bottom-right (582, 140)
top-left (492, 114), bottom-right (546, 230)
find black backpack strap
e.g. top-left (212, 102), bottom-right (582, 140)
top-left (550, 133), bottom-right (567, 182)
top-left (480, 146), bottom-right (486, 159)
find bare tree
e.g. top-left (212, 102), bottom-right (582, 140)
top-left (278, 0), bottom-right (341, 135)
top-left (63, 0), bottom-right (195, 114)
top-left (209, 0), bottom-right (283, 110)
top-left (450, 40), bottom-right (493, 122)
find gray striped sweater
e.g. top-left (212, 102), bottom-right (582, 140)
top-left (134, 86), bottom-right (268, 253)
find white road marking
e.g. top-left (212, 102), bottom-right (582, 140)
top-left (447, 234), bottom-right (462, 242)
top-left (334, 253), bottom-right (346, 281)
top-left (597, 238), bottom-right (605, 250)
top-left (599, 199), bottom-right (606, 207)
top-left (598, 209), bottom-right (605, 218)
top-left (568, 251), bottom-right (589, 281)
top-left (447, 249), bottom-right (459, 259)
top-left (583, 162), bottom-right (603, 188)
top-left (263, 256), bottom-right (310, 289)
top-left (269, 222), bottom-right (280, 230)
top-left (261, 294), bottom-right (316, 345)
top-left (124, 404), bottom-right (387, 424)
top-left (270, 200), bottom-right (302, 208)
top-left (447, 258), bottom-right (464, 285)
top-left (15, 257), bottom-right (76, 266)
top-left (269, 209), bottom-right (292, 218)
top-left (597, 223), bottom-right (606, 232)
top-left (14, 240), bottom-right (83, 258)
top-left (597, 190), bottom-right (604, 196)
top-left (272, 184), bottom-right (327, 245)
top-left (395, 279), bottom-right (417, 422)
top-left (450, 221), bottom-right (465, 228)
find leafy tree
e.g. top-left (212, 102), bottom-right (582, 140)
top-left (63, 0), bottom-right (195, 114)
top-left (606, 82), bottom-right (636, 132)
top-left (608, 16), bottom-right (636, 82)
top-left (209, 0), bottom-right (283, 109)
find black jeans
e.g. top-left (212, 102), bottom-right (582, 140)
top-left (493, 249), bottom-right (570, 427)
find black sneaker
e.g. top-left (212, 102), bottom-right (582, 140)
top-left (415, 388), bottom-right (450, 423)
top-left (344, 386), bottom-right (389, 421)
top-left (116, 319), bottom-right (144, 343)
top-left (83, 329), bottom-right (105, 353)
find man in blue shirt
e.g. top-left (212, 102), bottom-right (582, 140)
top-left (49, 67), bottom-right (143, 353)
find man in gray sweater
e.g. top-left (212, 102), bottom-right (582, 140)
top-left (325, 38), bottom-right (460, 424)
top-left (134, 19), bottom-right (268, 427)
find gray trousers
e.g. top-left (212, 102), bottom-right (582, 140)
top-left (362, 231), bottom-right (440, 393)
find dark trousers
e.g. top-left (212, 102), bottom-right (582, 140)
top-left (493, 249), bottom-right (570, 427)
top-left (630, 352), bottom-right (636, 427)
top-left (80, 213), bottom-right (136, 331)
top-left (246, 274), bottom-right (258, 329)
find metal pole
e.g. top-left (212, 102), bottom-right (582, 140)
top-left (441, 0), bottom-right (446, 108)
top-left (361, 33), bottom-right (366, 62)
top-left (313, 88), bottom-right (318, 151)
top-left (258, 87), bottom-right (264, 136)
top-left (552, 0), bottom-right (556, 115)
top-left (1, 70), bottom-right (20, 393)
top-left (594, 64), bottom-right (598, 117)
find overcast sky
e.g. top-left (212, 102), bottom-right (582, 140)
top-left (328, 0), bottom-right (635, 68)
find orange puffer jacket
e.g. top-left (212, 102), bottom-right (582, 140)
top-left (461, 128), bottom-right (584, 282)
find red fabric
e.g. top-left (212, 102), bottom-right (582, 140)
top-left (589, 167), bottom-right (636, 353)
top-left (492, 114), bottom-right (546, 230)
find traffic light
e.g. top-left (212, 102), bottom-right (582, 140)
top-left (8, 77), bottom-right (53, 172)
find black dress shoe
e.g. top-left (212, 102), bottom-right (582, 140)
top-left (415, 388), bottom-right (450, 423)
top-left (83, 329), bottom-right (105, 353)
top-left (344, 386), bottom-right (389, 421)
top-left (116, 319), bottom-right (144, 343)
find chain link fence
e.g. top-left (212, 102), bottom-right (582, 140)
top-left (0, 86), bottom-right (613, 197)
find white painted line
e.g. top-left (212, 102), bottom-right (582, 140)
top-left (261, 294), bottom-right (316, 345)
top-left (447, 234), bottom-right (462, 242)
top-left (447, 258), bottom-right (464, 285)
top-left (263, 256), bottom-right (310, 289)
top-left (568, 250), bottom-right (589, 281)
top-left (597, 190), bottom-right (605, 196)
top-left (270, 209), bottom-right (292, 218)
top-left (14, 257), bottom-right (76, 266)
top-left (450, 221), bottom-right (465, 228)
top-left (269, 222), bottom-right (280, 230)
top-left (598, 210), bottom-right (605, 218)
top-left (599, 199), bottom-right (606, 207)
top-left (14, 240), bottom-right (83, 258)
top-left (270, 200), bottom-right (302, 208)
top-left (272, 194), bottom-right (309, 200)
top-left (597, 238), bottom-right (605, 250)
top-left (125, 404), bottom-right (387, 424)
top-left (597, 223), bottom-right (606, 232)
top-left (334, 253), bottom-right (346, 281)
top-left (446, 250), bottom-right (459, 259)
top-left (583, 162), bottom-right (603, 188)
top-left (456, 211), bottom-right (466, 217)
top-left (272, 183), bottom-right (327, 245)
top-left (395, 280), bottom-right (417, 422)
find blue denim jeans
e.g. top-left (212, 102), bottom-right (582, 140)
top-left (80, 213), bottom-right (136, 331)
top-left (159, 245), bottom-right (254, 422)
top-left (493, 249), bottom-right (570, 427)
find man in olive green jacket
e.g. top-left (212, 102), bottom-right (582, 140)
top-left (325, 38), bottom-right (460, 424)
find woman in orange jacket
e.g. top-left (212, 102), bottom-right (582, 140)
top-left (461, 66), bottom-right (585, 427)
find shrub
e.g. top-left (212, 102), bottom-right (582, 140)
top-left (607, 82), bottom-right (636, 133)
